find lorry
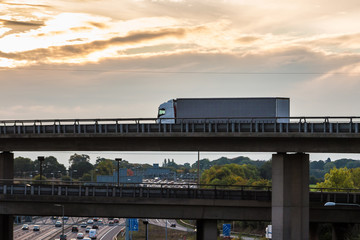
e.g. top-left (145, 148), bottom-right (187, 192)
top-left (157, 97), bottom-right (290, 124)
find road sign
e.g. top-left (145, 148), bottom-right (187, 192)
top-left (223, 224), bottom-right (231, 237)
top-left (129, 218), bottom-right (138, 231)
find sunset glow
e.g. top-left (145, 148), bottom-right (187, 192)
top-left (0, 0), bottom-right (360, 122)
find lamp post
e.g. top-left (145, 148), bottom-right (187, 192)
top-left (38, 156), bottom-right (44, 182)
top-left (165, 219), bottom-right (168, 240)
top-left (143, 219), bottom-right (149, 240)
top-left (325, 202), bottom-right (360, 207)
top-left (197, 151), bottom-right (200, 185)
top-left (54, 204), bottom-right (65, 239)
top-left (115, 158), bottom-right (122, 186)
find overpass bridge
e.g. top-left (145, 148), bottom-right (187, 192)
top-left (0, 116), bottom-right (360, 152)
top-left (0, 181), bottom-right (359, 224)
top-left (1, 116), bottom-right (360, 240)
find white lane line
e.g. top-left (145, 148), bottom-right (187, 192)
top-left (100, 226), bottom-right (119, 240)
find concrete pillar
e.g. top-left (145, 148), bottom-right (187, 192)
top-left (332, 223), bottom-right (353, 240)
top-left (0, 151), bottom-right (14, 240)
top-left (0, 151), bottom-right (14, 180)
top-left (196, 219), bottom-right (217, 240)
top-left (272, 153), bottom-right (309, 240)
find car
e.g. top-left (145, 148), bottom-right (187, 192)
top-left (108, 221), bottom-right (114, 226)
top-left (89, 229), bottom-right (97, 239)
top-left (51, 216), bottom-right (58, 220)
top-left (113, 218), bottom-right (119, 223)
top-left (63, 216), bottom-right (69, 220)
top-left (80, 222), bottom-right (87, 228)
top-left (55, 221), bottom-right (62, 227)
top-left (76, 233), bottom-right (84, 239)
top-left (93, 217), bottom-right (99, 222)
top-left (86, 226), bottom-right (92, 232)
top-left (171, 223), bottom-right (176, 228)
top-left (33, 225), bottom-right (40, 231)
top-left (72, 226), bottom-right (79, 232)
top-left (22, 224), bottom-right (29, 230)
top-left (60, 234), bottom-right (67, 240)
top-left (87, 219), bottom-right (94, 225)
top-left (97, 219), bottom-right (103, 225)
top-left (92, 224), bottom-right (98, 229)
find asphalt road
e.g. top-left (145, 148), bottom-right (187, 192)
top-left (14, 217), bottom-right (124, 240)
top-left (148, 219), bottom-right (195, 233)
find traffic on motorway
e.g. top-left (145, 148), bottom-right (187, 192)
top-left (14, 216), bottom-right (125, 240)
top-left (15, 215), bottom-right (195, 240)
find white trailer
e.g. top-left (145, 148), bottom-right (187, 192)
top-left (157, 97), bottom-right (290, 124)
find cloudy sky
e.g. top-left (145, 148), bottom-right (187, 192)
top-left (1, 0), bottom-right (360, 166)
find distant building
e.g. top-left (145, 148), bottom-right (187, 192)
top-left (97, 168), bottom-right (142, 184)
top-left (143, 164), bottom-right (174, 179)
top-left (96, 164), bottom-right (177, 183)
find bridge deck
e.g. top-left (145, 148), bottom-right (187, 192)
top-left (1, 117), bottom-right (360, 152)
top-left (0, 183), bottom-right (359, 223)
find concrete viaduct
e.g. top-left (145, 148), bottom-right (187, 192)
top-left (0, 117), bottom-right (360, 240)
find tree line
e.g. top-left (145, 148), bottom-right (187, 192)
top-left (14, 153), bottom-right (360, 187)
top-left (14, 154), bottom-right (153, 182)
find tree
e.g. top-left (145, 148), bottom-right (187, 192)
top-left (323, 162), bottom-right (336, 173)
top-left (79, 173), bottom-right (92, 182)
top-left (310, 160), bottom-right (325, 170)
top-left (69, 154), bottom-right (90, 165)
top-left (350, 168), bottom-right (360, 188)
top-left (69, 161), bottom-right (94, 179)
top-left (259, 160), bottom-right (272, 180)
top-left (14, 157), bottom-right (34, 178)
top-left (95, 160), bottom-right (115, 175)
top-left (33, 174), bottom-right (47, 181)
top-left (200, 164), bottom-right (262, 186)
top-left (316, 167), bottom-right (354, 190)
top-left (32, 156), bottom-right (66, 178)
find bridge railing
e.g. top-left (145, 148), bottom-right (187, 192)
top-left (1, 116), bottom-right (360, 134)
top-left (2, 180), bottom-right (360, 203)
top-left (0, 179), bottom-right (272, 201)
top-left (3, 179), bottom-right (272, 190)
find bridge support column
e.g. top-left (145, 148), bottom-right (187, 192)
top-left (272, 153), bottom-right (309, 240)
top-left (0, 151), bottom-right (14, 240)
top-left (196, 219), bottom-right (217, 240)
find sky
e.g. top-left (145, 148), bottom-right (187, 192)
top-left (1, 0), bottom-right (360, 167)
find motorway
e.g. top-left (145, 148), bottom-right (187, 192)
top-left (148, 219), bottom-right (194, 233)
top-left (14, 217), bottom-right (124, 240)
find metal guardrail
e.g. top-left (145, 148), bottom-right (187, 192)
top-left (2, 180), bottom-right (360, 203)
top-left (0, 117), bottom-right (360, 134)
top-left (0, 180), bottom-right (272, 201)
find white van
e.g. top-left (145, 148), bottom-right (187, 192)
top-left (89, 229), bottom-right (97, 239)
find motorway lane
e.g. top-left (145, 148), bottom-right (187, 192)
top-left (51, 218), bottom-right (125, 240)
top-left (148, 219), bottom-right (194, 232)
top-left (14, 217), bottom-right (84, 240)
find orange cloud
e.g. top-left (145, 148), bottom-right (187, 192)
top-left (0, 27), bottom-right (186, 61)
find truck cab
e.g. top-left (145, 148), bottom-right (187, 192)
top-left (157, 99), bottom-right (175, 124)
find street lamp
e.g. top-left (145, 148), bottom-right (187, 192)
top-left (38, 156), bottom-right (45, 182)
top-left (115, 158), bottom-right (122, 186)
top-left (54, 204), bottom-right (65, 239)
top-left (143, 219), bottom-right (149, 240)
top-left (325, 202), bottom-right (360, 207)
